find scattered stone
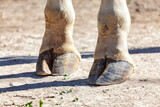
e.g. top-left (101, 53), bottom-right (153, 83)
top-left (10, 82), bottom-right (24, 86)
top-left (45, 95), bottom-right (55, 98)
top-left (4, 101), bottom-right (14, 106)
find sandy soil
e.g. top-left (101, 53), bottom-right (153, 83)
top-left (0, 0), bottom-right (160, 107)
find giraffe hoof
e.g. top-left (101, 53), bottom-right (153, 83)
top-left (36, 50), bottom-right (80, 76)
top-left (51, 53), bottom-right (80, 76)
top-left (88, 59), bottom-right (134, 86)
top-left (87, 59), bottom-right (106, 85)
top-left (36, 50), bottom-right (53, 76)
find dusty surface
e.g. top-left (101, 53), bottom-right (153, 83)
top-left (0, 0), bottom-right (160, 107)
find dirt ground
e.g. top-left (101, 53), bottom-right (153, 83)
top-left (0, 0), bottom-right (160, 107)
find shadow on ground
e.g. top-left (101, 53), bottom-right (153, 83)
top-left (129, 47), bottom-right (160, 54)
top-left (1, 77), bottom-right (160, 93)
top-left (0, 47), bottom-right (160, 66)
top-left (0, 56), bottom-right (38, 66)
top-left (0, 71), bottom-right (43, 79)
top-left (0, 47), bottom-right (160, 93)
top-left (0, 78), bottom-right (89, 93)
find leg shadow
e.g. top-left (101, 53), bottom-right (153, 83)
top-left (129, 47), bottom-right (160, 54)
top-left (0, 71), bottom-right (46, 79)
top-left (80, 52), bottom-right (94, 58)
top-left (0, 79), bottom-right (89, 93)
top-left (0, 56), bottom-right (38, 66)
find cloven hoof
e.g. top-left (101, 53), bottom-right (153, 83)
top-left (36, 50), bottom-right (53, 76)
top-left (88, 58), bottom-right (134, 86)
top-left (36, 50), bottom-right (80, 76)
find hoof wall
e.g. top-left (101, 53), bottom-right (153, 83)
top-left (36, 50), bottom-right (52, 76)
top-left (88, 59), bottom-right (134, 86)
top-left (51, 53), bottom-right (80, 76)
top-left (36, 50), bottom-right (80, 76)
top-left (87, 59), bottom-right (106, 85)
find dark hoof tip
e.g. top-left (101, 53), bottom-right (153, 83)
top-left (36, 50), bottom-right (52, 76)
top-left (36, 50), bottom-right (80, 76)
top-left (87, 59), bottom-right (106, 85)
top-left (88, 59), bottom-right (134, 86)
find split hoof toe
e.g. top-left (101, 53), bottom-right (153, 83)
top-left (87, 59), bottom-right (106, 85)
top-left (36, 50), bottom-right (80, 76)
top-left (88, 59), bottom-right (134, 86)
top-left (36, 50), bottom-right (52, 76)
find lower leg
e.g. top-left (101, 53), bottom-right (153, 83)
top-left (88, 0), bottom-right (134, 85)
top-left (36, 0), bottom-right (80, 76)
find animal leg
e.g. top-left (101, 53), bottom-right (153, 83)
top-left (88, 0), bottom-right (134, 85)
top-left (36, 0), bottom-right (81, 76)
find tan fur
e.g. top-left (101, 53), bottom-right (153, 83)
top-left (39, 0), bottom-right (81, 61)
top-left (39, 0), bottom-right (134, 71)
top-left (94, 0), bottom-right (134, 65)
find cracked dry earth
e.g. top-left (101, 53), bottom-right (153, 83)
top-left (0, 0), bottom-right (160, 107)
